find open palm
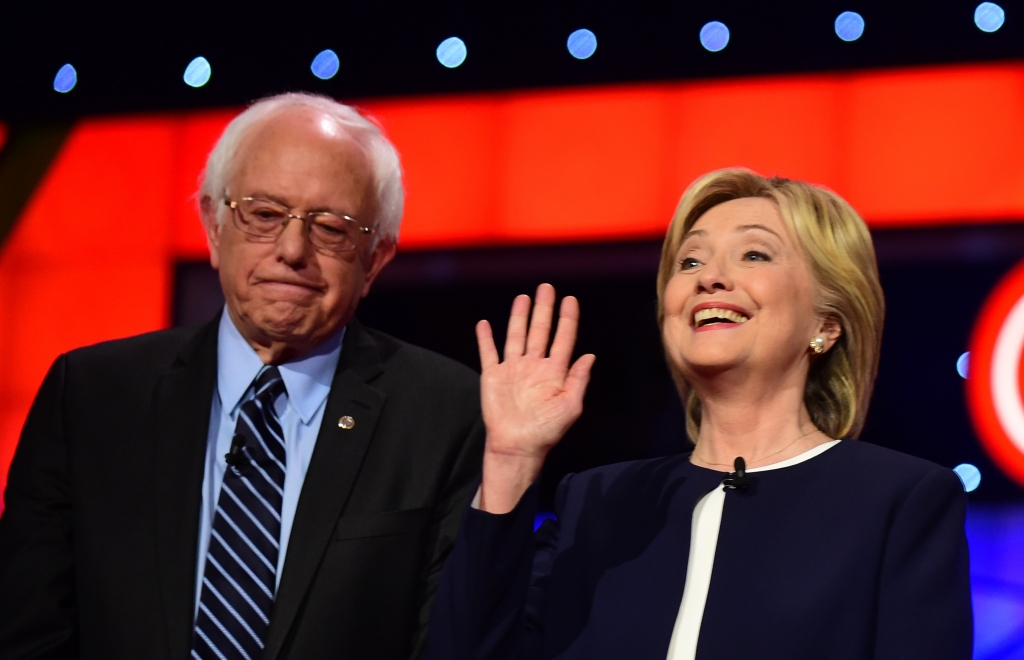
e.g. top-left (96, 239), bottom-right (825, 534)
top-left (477, 284), bottom-right (596, 460)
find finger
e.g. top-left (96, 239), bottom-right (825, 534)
top-left (476, 320), bottom-right (500, 370)
top-left (564, 353), bottom-right (596, 403)
top-left (504, 294), bottom-right (532, 360)
top-left (549, 295), bottom-right (581, 369)
top-left (525, 283), bottom-right (557, 357)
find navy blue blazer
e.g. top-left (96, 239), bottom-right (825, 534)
top-left (427, 440), bottom-right (972, 659)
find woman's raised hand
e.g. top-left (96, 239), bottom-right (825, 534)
top-left (476, 284), bottom-right (596, 514)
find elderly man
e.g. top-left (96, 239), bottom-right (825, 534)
top-left (0, 93), bottom-right (484, 660)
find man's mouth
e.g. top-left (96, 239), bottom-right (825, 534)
top-left (693, 307), bottom-right (750, 328)
top-left (257, 278), bottom-right (324, 292)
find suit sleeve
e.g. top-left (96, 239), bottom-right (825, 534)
top-left (408, 414), bottom-right (486, 659)
top-left (873, 467), bottom-right (973, 660)
top-left (425, 474), bottom-right (570, 660)
top-left (0, 355), bottom-right (78, 659)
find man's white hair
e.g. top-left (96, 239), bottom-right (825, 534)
top-left (199, 92), bottom-right (404, 245)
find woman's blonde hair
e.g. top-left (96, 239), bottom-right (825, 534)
top-left (656, 169), bottom-right (885, 441)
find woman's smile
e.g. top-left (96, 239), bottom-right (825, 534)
top-left (691, 302), bottom-right (752, 332)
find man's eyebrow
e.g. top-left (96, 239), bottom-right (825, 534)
top-left (246, 192), bottom-right (353, 217)
top-left (736, 223), bottom-right (783, 240)
top-left (245, 191), bottom-right (290, 206)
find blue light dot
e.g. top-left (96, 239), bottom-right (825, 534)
top-left (567, 28), bottom-right (598, 59)
top-left (957, 352), bottom-right (970, 379)
top-left (975, 2), bottom-right (1005, 32)
top-left (954, 463), bottom-right (982, 492)
top-left (436, 37), bottom-right (467, 68)
top-left (183, 57), bottom-right (212, 88)
top-left (700, 21), bottom-right (730, 52)
top-left (53, 64), bottom-right (77, 93)
top-left (835, 11), bottom-right (865, 41)
top-left (311, 49), bottom-right (340, 80)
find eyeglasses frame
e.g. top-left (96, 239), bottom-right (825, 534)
top-left (223, 196), bottom-right (375, 252)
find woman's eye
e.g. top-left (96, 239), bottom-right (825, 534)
top-left (743, 251), bottom-right (770, 262)
top-left (680, 257), bottom-right (701, 271)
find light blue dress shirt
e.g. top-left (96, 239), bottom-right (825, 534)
top-left (193, 309), bottom-right (344, 616)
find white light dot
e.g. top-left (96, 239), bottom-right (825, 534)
top-left (975, 2), bottom-right (1005, 32)
top-left (311, 49), bottom-right (340, 80)
top-left (835, 11), bottom-right (865, 41)
top-left (954, 463), bottom-right (982, 492)
top-left (53, 64), bottom-right (77, 93)
top-left (567, 28), bottom-right (597, 59)
top-left (436, 37), bottom-right (467, 68)
top-left (957, 352), bottom-right (970, 379)
top-left (184, 57), bottom-right (211, 88)
top-left (700, 21), bottom-right (730, 52)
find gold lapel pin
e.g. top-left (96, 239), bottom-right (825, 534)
top-left (338, 415), bottom-right (355, 430)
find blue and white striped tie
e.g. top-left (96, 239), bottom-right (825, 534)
top-left (192, 366), bottom-right (287, 660)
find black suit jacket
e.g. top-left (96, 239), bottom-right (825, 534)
top-left (0, 316), bottom-right (485, 660)
top-left (427, 440), bottom-right (972, 659)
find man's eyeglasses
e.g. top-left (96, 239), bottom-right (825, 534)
top-left (224, 197), bottom-right (374, 252)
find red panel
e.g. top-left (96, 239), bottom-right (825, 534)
top-left (0, 118), bottom-right (175, 490)
top-left (360, 98), bottom-right (504, 248)
top-left (846, 66), bottom-right (1024, 224)
top-left (0, 123), bottom-right (7, 151)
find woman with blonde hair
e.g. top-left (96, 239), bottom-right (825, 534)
top-left (427, 170), bottom-right (972, 659)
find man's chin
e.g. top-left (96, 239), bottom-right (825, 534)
top-left (249, 307), bottom-right (324, 344)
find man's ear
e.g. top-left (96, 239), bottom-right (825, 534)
top-left (816, 316), bottom-right (843, 353)
top-left (199, 195), bottom-right (222, 271)
top-left (360, 240), bottom-right (397, 298)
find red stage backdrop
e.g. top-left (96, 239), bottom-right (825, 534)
top-left (3, 62), bottom-right (1024, 490)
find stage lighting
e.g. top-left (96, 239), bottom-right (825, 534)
top-left (957, 352), bottom-right (970, 379)
top-left (184, 57), bottom-right (212, 88)
top-left (975, 2), bottom-right (1005, 32)
top-left (835, 11), bottom-right (865, 41)
top-left (567, 29), bottom-right (597, 60)
top-left (437, 37), bottom-right (467, 68)
top-left (954, 463), bottom-right (982, 492)
top-left (53, 64), bottom-right (77, 93)
top-left (700, 22), bottom-right (730, 52)
top-left (311, 49), bottom-right (340, 80)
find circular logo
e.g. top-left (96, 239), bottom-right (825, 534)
top-left (967, 258), bottom-right (1024, 487)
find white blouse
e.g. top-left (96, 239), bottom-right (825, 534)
top-left (665, 440), bottom-right (842, 660)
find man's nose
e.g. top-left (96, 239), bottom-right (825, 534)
top-left (275, 216), bottom-right (312, 265)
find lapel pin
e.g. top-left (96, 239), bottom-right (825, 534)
top-left (338, 415), bottom-right (355, 430)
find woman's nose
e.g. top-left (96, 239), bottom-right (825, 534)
top-left (696, 257), bottom-right (734, 293)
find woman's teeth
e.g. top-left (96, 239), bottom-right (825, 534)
top-left (694, 308), bottom-right (750, 327)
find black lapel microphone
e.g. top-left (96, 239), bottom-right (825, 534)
top-left (225, 434), bottom-right (249, 469)
top-left (723, 456), bottom-right (749, 491)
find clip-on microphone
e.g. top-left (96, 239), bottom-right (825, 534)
top-left (225, 434), bottom-right (249, 471)
top-left (723, 456), bottom-right (749, 491)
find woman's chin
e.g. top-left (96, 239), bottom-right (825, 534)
top-left (674, 347), bottom-right (749, 378)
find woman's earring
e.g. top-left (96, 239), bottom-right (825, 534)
top-left (809, 337), bottom-right (826, 354)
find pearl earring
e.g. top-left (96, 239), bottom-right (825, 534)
top-left (809, 337), bottom-right (826, 354)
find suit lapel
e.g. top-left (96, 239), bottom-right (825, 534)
top-left (264, 319), bottom-right (386, 660)
top-left (152, 318), bottom-right (219, 659)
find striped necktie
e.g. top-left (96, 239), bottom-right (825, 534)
top-left (193, 366), bottom-right (287, 660)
